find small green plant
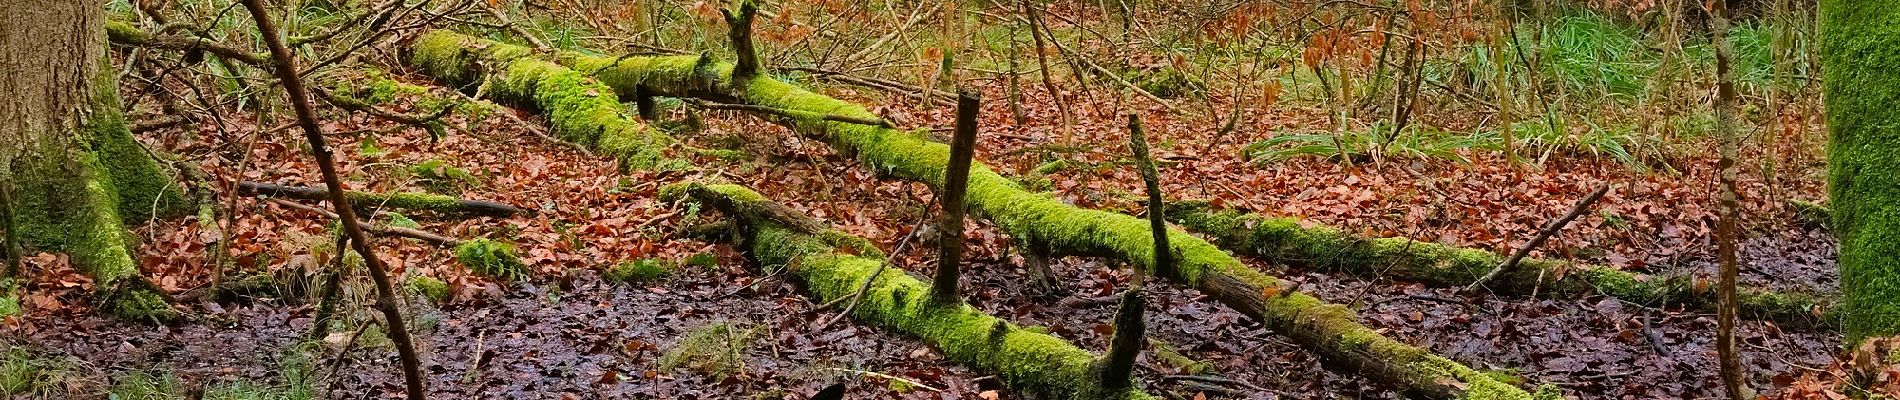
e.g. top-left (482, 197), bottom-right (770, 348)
top-left (682, 252), bottom-right (719, 269)
top-left (605, 258), bottom-right (671, 284)
top-left (410, 159), bottom-right (480, 195)
top-left (1246, 123), bottom-right (1486, 164)
top-left (453, 239), bottom-right (529, 281)
top-left (2, 347), bottom-right (68, 397)
top-left (1149, 339), bottom-right (1216, 375)
top-left (659, 321), bottom-right (755, 379)
top-left (405, 275), bottom-right (451, 304)
top-left (384, 212), bottom-right (420, 229)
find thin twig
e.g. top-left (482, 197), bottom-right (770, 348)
top-left (1462, 183), bottom-right (1612, 294)
top-left (825, 367), bottom-right (943, 392)
top-left (818, 193), bottom-right (935, 327)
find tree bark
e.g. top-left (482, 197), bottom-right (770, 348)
top-left (1820, 0), bottom-right (1900, 343)
top-left (0, 0), bottom-right (184, 320)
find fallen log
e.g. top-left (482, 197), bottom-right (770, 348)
top-left (237, 181), bottom-right (522, 218)
top-left (670, 182), bottom-right (1154, 400)
top-left (405, 31), bottom-right (678, 171)
top-left (395, 30), bottom-right (1550, 398)
top-left (1165, 201), bottom-right (1836, 329)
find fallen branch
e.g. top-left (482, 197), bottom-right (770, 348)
top-left (684, 98), bottom-right (892, 127)
top-left (238, 181), bottom-right (523, 218)
top-left (1463, 183), bottom-right (1613, 294)
top-left (266, 198), bottom-right (461, 246)
top-left (671, 182), bottom-right (1154, 400)
top-left (1165, 201), bottom-right (1835, 329)
top-left (105, 20), bottom-right (268, 66)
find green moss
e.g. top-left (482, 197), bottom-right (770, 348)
top-left (1821, 0), bottom-right (1900, 342)
top-left (683, 252), bottom-right (719, 269)
top-left (659, 321), bottom-right (754, 379)
top-left (1149, 339), bottom-right (1216, 375)
top-left (405, 275), bottom-right (450, 303)
top-left (409, 159), bottom-right (480, 195)
top-left (605, 258), bottom-right (671, 284)
top-left (83, 66), bottom-right (186, 223)
top-left (344, 190), bottom-right (460, 212)
top-left (453, 239), bottom-right (528, 281)
top-left (407, 31), bottom-right (677, 171)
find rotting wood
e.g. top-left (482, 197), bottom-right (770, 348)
top-left (669, 182), bottom-right (1154, 400)
top-left (238, 181), bottom-right (523, 218)
top-left (403, 29), bottom-right (1557, 398)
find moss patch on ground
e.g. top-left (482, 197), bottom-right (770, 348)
top-left (453, 239), bottom-right (528, 281)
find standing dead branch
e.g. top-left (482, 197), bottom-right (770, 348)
top-left (237, 1), bottom-right (427, 397)
top-left (929, 90), bottom-right (981, 304)
top-left (1127, 113), bottom-right (1172, 279)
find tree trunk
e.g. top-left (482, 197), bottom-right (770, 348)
top-left (1821, 0), bottom-right (1900, 343)
top-left (0, 0), bottom-right (184, 320)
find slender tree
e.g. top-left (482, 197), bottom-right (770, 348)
top-left (1708, 0), bottom-right (1750, 398)
top-left (240, 0), bottom-right (428, 397)
top-left (1821, 0), bottom-right (1900, 343)
top-left (0, 0), bottom-right (188, 320)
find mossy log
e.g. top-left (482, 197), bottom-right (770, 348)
top-left (404, 31), bottom-right (678, 170)
top-left (671, 182), bottom-right (1153, 400)
top-left (1165, 202), bottom-right (1836, 329)
top-left (238, 181), bottom-right (521, 217)
top-left (389, 30), bottom-right (1548, 398)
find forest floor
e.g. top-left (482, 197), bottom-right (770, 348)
top-left (0, 52), bottom-right (1844, 399)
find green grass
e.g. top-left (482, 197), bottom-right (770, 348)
top-left (1245, 123), bottom-right (1489, 164)
top-left (2, 346), bottom-right (71, 397)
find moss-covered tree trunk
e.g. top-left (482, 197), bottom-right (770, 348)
top-left (0, 0), bottom-right (184, 320)
top-left (1821, 0), bottom-right (1900, 343)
